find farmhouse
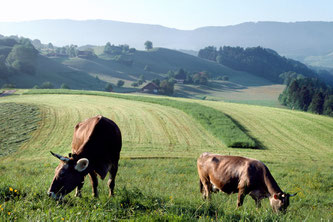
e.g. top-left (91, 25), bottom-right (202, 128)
top-left (141, 82), bottom-right (159, 94)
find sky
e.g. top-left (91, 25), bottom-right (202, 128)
top-left (1, 0), bottom-right (333, 30)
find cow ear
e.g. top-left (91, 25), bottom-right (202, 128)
top-left (68, 153), bottom-right (72, 158)
top-left (74, 158), bottom-right (89, 172)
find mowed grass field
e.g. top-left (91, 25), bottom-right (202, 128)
top-left (0, 92), bottom-right (332, 221)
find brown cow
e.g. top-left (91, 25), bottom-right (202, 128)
top-left (197, 152), bottom-right (296, 212)
top-left (48, 115), bottom-right (122, 200)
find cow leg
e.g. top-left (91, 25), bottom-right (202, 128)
top-left (249, 191), bottom-right (262, 208)
top-left (199, 179), bottom-right (207, 199)
top-left (203, 180), bottom-right (212, 200)
top-left (89, 172), bottom-right (98, 197)
top-left (75, 181), bottom-right (84, 197)
top-left (250, 194), bottom-right (262, 208)
top-left (237, 188), bottom-right (247, 207)
top-left (108, 164), bottom-right (118, 197)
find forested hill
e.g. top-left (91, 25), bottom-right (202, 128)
top-left (198, 46), bottom-right (317, 83)
top-left (279, 75), bottom-right (333, 116)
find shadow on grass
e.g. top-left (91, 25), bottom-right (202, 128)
top-left (224, 114), bottom-right (267, 150)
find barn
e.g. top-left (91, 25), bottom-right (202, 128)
top-left (141, 82), bottom-right (160, 94)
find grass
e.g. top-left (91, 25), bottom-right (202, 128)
top-left (197, 100), bottom-right (333, 160)
top-left (0, 92), bottom-right (332, 221)
top-left (23, 89), bottom-right (257, 148)
top-left (0, 103), bottom-right (41, 156)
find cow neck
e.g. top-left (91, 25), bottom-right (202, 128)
top-left (263, 166), bottom-right (283, 195)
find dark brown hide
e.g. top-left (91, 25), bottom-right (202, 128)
top-left (197, 152), bottom-right (292, 212)
top-left (48, 115), bottom-right (122, 199)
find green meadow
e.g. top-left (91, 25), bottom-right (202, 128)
top-left (0, 91), bottom-right (332, 221)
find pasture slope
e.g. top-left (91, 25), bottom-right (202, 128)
top-left (0, 90), bottom-right (332, 221)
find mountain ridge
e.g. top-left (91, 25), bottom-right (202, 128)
top-left (1, 20), bottom-right (333, 59)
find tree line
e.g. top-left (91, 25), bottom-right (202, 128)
top-left (198, 46), bottom-right (316, 83)
top-left (0, 37), bottom-right (38, 77)
top-left (278, 72), bottom-right (333, 116)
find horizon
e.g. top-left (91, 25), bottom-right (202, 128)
top-left (1, 0), bottom-right (333, 30)
top-left (1, 19), bottom-right (333, 31)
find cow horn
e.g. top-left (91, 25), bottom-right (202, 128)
top-left (289, 192), bottom-right (298, 197)
top-left (50, 151), bottom-right (70, 162)
top-left (74, 158), bottom-right (89, 172)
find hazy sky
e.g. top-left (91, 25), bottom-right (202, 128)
top-left (1, 0), bottom-right (332, 30)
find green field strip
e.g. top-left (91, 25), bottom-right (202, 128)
top-left (23, 89), bottom-right (258, 148)
top-left (200, 100), bottom-right (333, 160)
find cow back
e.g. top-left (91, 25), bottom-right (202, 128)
top-left (71, 115), bottom-right (122, 179)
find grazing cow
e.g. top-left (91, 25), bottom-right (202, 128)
top-left (197, 152), bottom-right (296, 212)
top-left (48, 115), bottom-right (122, 200)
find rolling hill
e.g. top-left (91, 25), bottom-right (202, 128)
top-left (1, 34), bottom-right (275, 92)
top-left (1, 20), bottom-right (333, 59)
top-left (0, 91), bottom-right (332, 220)
top-left (62, 47), bottom-right (273, 87)
top-left (0, 39), bottom-right (107, 89)
top-left (1, 54), bottom-right (106, 89)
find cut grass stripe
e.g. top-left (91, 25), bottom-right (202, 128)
top-left (0, 103), bottom-right (41, 156)
top-left (23, 89), bottom-right (257, 148)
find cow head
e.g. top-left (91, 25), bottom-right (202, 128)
top-left (48, 151), bottom-right (89, 200)
top-left (269, 192), bottom-right (297, 212)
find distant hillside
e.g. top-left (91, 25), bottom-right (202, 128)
top-left (198, 46), bottom-right (317, 83)
top-left (1, 20), bottom-right (333, 59)
top-left (0, 38), bottom-right (106, 89)
top-left (1, 35), bottom-right (273, 92)
top-left (304, 51), bottom-right (333, 68)
top-left (63, 47), bottom-right (273, 88)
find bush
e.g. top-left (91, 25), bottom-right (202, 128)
top-left (105, 83), bottom-right (113, 92)
top-left (40, 81), bottom-right (54, 89)
top-left (60, 83), bottom-right (70, 89)
top-left (159, 80), bottom-right (174, 95)
top-left (117, 80), bottom-right (125, 87)
top-left (131, 82), bottom-right (139, 87)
